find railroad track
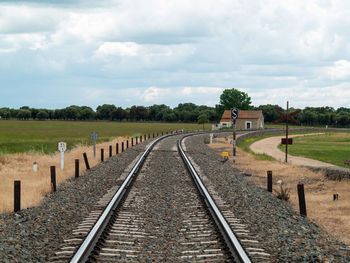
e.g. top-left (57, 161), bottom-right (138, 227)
top-left (52, 132), bottom-right (269, 262)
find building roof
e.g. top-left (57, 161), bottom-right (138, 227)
top-left (220, 110), bottom-right (263, 122)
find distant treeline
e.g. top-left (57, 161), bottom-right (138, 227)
top-left (1, 104), bottom-right (350, 127)
top-left (0, 104), bottom-right (220, 123)
top-left (257, 105), bottom-right (350, 127)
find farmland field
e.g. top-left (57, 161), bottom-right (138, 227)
top-left (278, 132), bottom-right (350, 168)
top-left (0, 120), bottom-right (210, 155)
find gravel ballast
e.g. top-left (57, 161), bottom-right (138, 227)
top-left (185, 132), bottom-right (350, 262)
top-left (1, 132), bottom-right (349, 262)
top-left (0, 141), bottom-right (151, 262)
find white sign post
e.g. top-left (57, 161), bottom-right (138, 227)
top-left (210, 133), bottom-right (213, 144)
top-left (91, 132), bottom-right (98, 159)
top-left (58, 142), bottom-right (67, 170)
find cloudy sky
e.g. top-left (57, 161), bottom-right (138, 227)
top-left (1, 0), bottom-right (350, 110)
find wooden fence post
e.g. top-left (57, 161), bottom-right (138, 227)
top-left (116, 143), bottom-right (119, 154)
top-left (75, 159), bottom-right (79, 178)
top-left (122, 142), bottom-right (124, 152)
top-left (14, 181), bottom-right (21, 212)
top-left (132, 138), bottom-right (134, 146)
top-left (297, 184), bottom-right (307, 216)
top-left (109, 145), bottom-right (112, 157)
top-left (267, 171), bottom-right (272, 192)
top-left (101, 148), bottom-right (104, 162)
top-left (127, 140), bottom-right (129, 149)
top-left (83, 153), bottom-right (90, 170)
top-left (50, 166), bottom-right (56, 192)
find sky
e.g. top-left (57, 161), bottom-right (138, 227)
top-left (1, 0), bottom-right (350, 110)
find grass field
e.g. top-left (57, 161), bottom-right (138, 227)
top-left (0, 120), bottom-right (210, 155)
top-left (278, 132), bottom-right (350, 168)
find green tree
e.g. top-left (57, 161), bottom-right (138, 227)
top-left (216, 88), bottom-right (252, 117)
top-left (111, 107), bottom-right (127, 121)
top-left (197, 113), bottom-right (209, 130)
top-left (17, 109), bottom-right (31, 120)
top-left (0, 108), bottom-right (11, 119)
top-left (80, 106), bottom-right (96, 120)
top-left (96, 104), bottom-right (117, 120)
top-left (36, 110), bottom-right (49, 120)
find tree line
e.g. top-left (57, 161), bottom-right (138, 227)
top-left (0, 104), bottom-right (220, 123)
top-left (1, 87), bottom-right (350, 127)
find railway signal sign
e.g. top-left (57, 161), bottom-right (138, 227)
top-left (58, 142), bottom-right (67, 170)
top-left (231, 108), bottom-right (239, 120)
top-left (275, 109), bottom-right (301, 125)
top-left (281, 138), bottom-right (293, 145)
top-left (274, 101), bottom-right (301, 163)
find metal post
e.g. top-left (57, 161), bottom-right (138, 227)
top-left (127, 140), bottom-right (129, 149)
top-left (144, 134), bottom-right (146, 141)
top-left (233, 119), bottom-right (236, 163)
top-left (109, 145), bottom-right (112, 157)
top-left (83, 153), bottom-right (90, 170)
top-left (297, 184), bottom-right (307, 216)
top-left (140, 136), bottom-right (142, 143)
top-left (122, 142), bottom-right (124, 152)
top-left (75, 159), bottom-right (79, 178)
top-left (50, 166), bottom-right (56, 192)
top-left (131, 138), bottom-right (134, 146)
top-left (116, 143), bottom-right (119, 154)
top-left (14, 181), bottom-right (21, 212)
top-left (101, 149), bottom-right (104, 162)
top-left (267, 171), bottom-right (272, 192)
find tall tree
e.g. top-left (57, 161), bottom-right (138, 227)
top-left (197, 113), bottom-right (209, 130)
top-left (216, 88), bottom-right (252, 117)
top-left (96, 104), bottom-right (117, 120)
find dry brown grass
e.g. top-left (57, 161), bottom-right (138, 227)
top-left (0, 137), bottom-right (131, 214)
top-left (209, 136), bottom-right (350, 246)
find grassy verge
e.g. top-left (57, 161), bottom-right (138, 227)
top-left (278, 132), bottom-right (350, 168)
top-left (237, 130), bottom-right (322, 161)
top-left (237, 135), bottom-right (276, 161)
top-left (0, 120), bottom-right (211, 155)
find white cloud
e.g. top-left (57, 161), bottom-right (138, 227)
top-left (96, 42), bottom-right (140, 57)
top-left (181, 87), bottom-right (224, 96)
top-left (3, 0), bottom-right (350, 109)
top-left (327, 60), bottom-right (350, 80)
top-left (142, 86), bottom-right (171, 102)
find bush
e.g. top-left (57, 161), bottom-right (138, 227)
top-left (275, 180), bottom-right (290, 201)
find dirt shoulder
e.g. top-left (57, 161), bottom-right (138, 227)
top-left (209, 135), bottom-right (350, 247)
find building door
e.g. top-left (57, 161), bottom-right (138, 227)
top-left (246, 121), bottom-right (251, 129)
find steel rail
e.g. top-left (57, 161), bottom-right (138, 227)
top-left (178, 135), bottom-right (251, 263)
top-left (69, 134), bottom-right (171, 263)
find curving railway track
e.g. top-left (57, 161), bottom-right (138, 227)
top-left (52, 132), bottom-right (269, 262)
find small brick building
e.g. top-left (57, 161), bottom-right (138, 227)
top-left (216, 110), bottom-right (264, 130)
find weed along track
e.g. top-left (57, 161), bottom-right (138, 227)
top-left (51, 132), bottom-right (267, 262)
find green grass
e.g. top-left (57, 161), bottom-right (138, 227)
top-left (278, 132), bottom-right (350, 168)
top-left (238, 135), bottom-right (276, 161)
top-left (0, 120), bottom-right (211, 155)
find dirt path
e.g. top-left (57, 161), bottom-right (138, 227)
top-left (250, 133), bottom-right (335, 167)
